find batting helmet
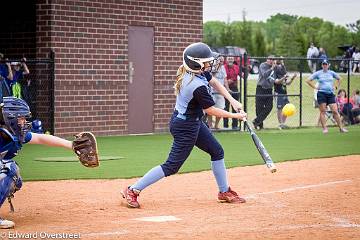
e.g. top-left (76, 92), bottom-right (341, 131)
top-left (1, 97), bottom-right (32, 142)
top-left (183, 42), bottom-right (219, 73)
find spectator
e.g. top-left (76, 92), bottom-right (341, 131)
top-left (273, 58), bottom-right (297, 129)
top-left (313, 82), bottom-right (335, 126)
top-left (208, 56), bottom-right (229, 129)
top-left (352, 48), bottom-right (360, 73)
top-left (306, 59), bottom-right (348, 133)
top-left (345, 48), bottom-right (353, 72)
top-left (0, 53), bottom-right (13, 100)
top-left (11, 58), bottom-right (30, 99)
top-left (223, 56), bottom-right (240, 129)
top-left (252, 55), bottom-right (276, 130)
top-left (306, 43), bottom-right (319, 73)
top-left (336, 89), bottom-right (356, 125)
top-left (317, 47), bottom-right (328, 70)
top-left (353, 89), bottom-right (360, 107)
top-left (352, 89), bottom-right (360, 123)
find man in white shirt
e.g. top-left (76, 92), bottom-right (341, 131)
top-left (307, 43), bottom-right (319, 73)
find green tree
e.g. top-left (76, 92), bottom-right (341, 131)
top-left (203, 16), bottom-right (357, 58)
top-left (243, 21), bottom-right (254, 53)
top-left (278, 25), bottom-right (298, 56)
top-left (293, 17), bottom-right (324, 47)
top-left (316, 22), bottom-right (352, 57)
top-left (346, 19), bottom-right (360, 33)
top-left (253, 28), bottom-right (266, 56)
top-left (265, 14), bottom-right (298, 52)
top-left (203, 21), bottom-right (227, 47)
top-left (347, 19), bottom-right (360, 47)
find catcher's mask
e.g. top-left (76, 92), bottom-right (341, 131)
top-left (0, 97), bottom-right (32, 143)
top-left (183, 42), bottom-right (219, 73)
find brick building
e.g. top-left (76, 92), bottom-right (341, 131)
top-left (0, 0), bottom-right (203, 137)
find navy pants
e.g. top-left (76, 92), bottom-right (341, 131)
top-left (161, 113), bottom-right (224, 177)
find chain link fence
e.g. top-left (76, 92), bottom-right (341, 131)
top-left (211, 54), bottom-right (356, 130)
top-left (243, 55), bottom-right (355, 129)
top-left (1, 52), bottom-right (54, 133)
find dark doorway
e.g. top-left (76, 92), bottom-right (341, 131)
top-left (0, 0), bottom-right (36, 58)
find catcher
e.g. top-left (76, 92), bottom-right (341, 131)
top-left (0, 96), bottom-right (99, 229)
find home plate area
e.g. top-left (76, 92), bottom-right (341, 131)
top-left (133, 215), bottom-right (181, 222)
top-left (2, 155), bottom-right (359, 240)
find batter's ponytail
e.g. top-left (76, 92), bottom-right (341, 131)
top-left (174, 65), bottom-right (186, 95)
top-left (174, 65), bottom-right (195, 95)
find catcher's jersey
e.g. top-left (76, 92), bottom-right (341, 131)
top-left (0, 128), bottom-right (32, 160)
top-left (174, 72), bottom-right (215, 119)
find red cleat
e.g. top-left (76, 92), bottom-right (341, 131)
top-left (218, 187), bottom-right (246, 204)
top-left (121, 187), bottom-right (140, 208)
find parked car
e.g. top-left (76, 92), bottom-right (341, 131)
top-left (210, 46), bottom-right (260, 74)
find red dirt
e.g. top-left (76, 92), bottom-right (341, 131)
top-left (1, 155), bottom-right (360, 240)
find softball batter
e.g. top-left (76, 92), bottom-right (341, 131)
top-left (122, 42), bottom-right (247, 208)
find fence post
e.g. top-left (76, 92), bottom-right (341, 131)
top-left (243, 53), bottom-right (248, 131)
top-left (347, 59), bottom-right (351, 103)
top-left (347, 59), bottom-right (351, 121)
top-left (49, 50), bottom-right (55, 135)
top-left (239, 55), bottom-right (242, 104)
top-left (299, 71), bottom-right (303, 127)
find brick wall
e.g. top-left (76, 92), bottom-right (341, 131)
top-left (36, 0), bottom-right (203, 137)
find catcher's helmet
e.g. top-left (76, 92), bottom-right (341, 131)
top-left (1, 97), bottom-right (32, 142)
top-left (183, 42), bottom-right (219, 73)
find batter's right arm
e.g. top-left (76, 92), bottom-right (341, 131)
top-left (209, 77), bottom-right (242, 110)
top-left (204, 106), bottom-right (246, 120)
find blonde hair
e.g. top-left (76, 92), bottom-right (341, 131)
top-left (174, 65), bottom-right (195, 95)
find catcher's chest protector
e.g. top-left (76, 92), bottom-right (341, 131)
top-left (0, 128), bottom-right (23, 160)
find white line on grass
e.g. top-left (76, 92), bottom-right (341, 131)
top-left (246, 179), bottom-right (352, 199)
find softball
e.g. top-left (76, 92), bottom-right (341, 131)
top-left (282, 103), bottom-right (296, 117)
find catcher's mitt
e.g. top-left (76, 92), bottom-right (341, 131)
top-left (72, 132), bottom-right (99, 168)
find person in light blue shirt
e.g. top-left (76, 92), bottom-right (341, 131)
top-left (306, 59), bottom-right (348, 133)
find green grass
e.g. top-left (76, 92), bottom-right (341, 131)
top-left (17, 126), bottom-right (360, 181)
top-left (243, 73), bottom-right (360, 128)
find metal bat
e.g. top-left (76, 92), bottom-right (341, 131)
top-left (243, 120), bottom-right (277, 173)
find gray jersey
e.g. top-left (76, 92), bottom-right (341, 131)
top-left (257, 62), bottom-right (275, 89)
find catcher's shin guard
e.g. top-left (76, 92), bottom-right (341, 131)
top-left (0, 160), bottom-right (22, 211)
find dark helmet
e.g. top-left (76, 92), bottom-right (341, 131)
top-left (183, 42), bottom-right (219, 73)
top-left (1, 97), bottom-right (32, 142)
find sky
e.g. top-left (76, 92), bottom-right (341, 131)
top-left (203, 0), bottom-right (360, 27)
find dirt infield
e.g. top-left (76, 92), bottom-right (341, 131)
top-left (1, 155), bottom-right (360, 240)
